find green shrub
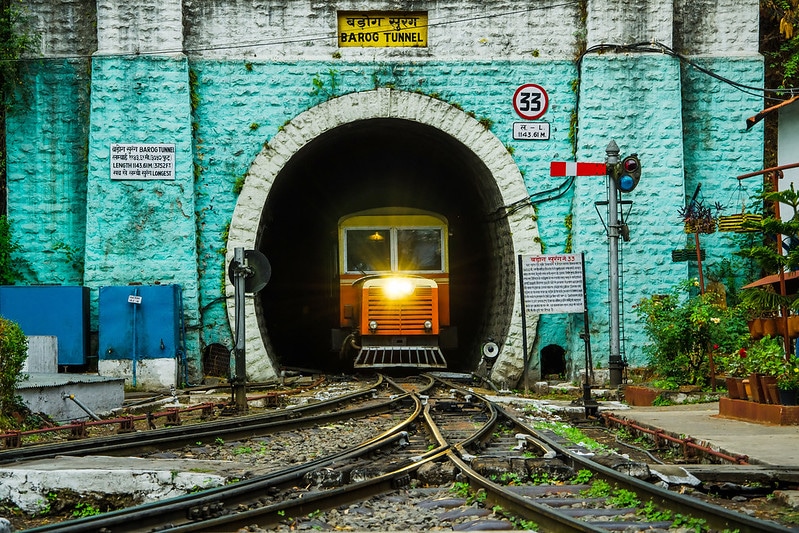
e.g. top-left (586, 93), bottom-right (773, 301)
top-left (0, 317), bottom-right (28, 426)
top-left (0, 215), bottom-right (20, 284)
top-left (636, 279), bottom-right (750, 386)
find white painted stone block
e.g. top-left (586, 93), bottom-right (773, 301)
top-left (23, 336), bottom-right (58, 374)
top-left (99, 359), bottom-right (177, 389)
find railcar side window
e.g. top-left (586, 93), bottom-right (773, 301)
top-left (346, 229), bottom-right (391, 272)
top-left (397, 229), bottom-right (442, 272)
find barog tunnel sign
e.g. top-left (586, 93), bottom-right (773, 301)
top-left (338, 11), bottom-right (428, 47)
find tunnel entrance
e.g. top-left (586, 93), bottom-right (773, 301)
top-left (226, 89), bottom-right (541, 383)
top-left (258, 118), bottom-right (496, 372)
top-left (540, 344), bottom-right (567, 379)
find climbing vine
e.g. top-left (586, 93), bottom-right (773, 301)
top-left (0, 2), bottom-right (38, 215)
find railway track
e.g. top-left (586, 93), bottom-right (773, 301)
top-left (12, 374), bottom-right (798, 532)
top-left (0, 374), bottom-right (408, 464)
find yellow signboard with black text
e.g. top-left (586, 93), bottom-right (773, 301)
top-left (338, 11), bottom-right (427, 47)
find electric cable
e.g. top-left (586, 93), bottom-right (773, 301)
top-left (0, 1), bottom-right (581, 64)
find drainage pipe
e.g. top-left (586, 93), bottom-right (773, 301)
top-left (602, 412), bottom-right (749, 465)
top-left (62, 392), bottom-right (102, 421)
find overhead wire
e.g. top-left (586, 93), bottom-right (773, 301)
top-left (0, 1), bottom-right (581, 64)
top-left (489, 40), bottom-right (795, 220)
top-left (6, 8), bottom-right (792, 219)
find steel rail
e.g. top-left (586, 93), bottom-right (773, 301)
top-left (24, 385), bottom-right (425, 532)
top-left (425, 373), bottom-right (499, 449)
top-left (498, 405), bottom-right (793, 533)
top-left (602, 412), bottom-right (750, 464)
top-left (0, 376), bottom-right (329, 446)
top-left (430, 378), bottom-right (606, 532)
top-left (447, 449), bottom-right (607, 533)
top-left (159, 449), bottom-right (454, 532)
top-left (153, 379), bottom-right (472, 532)
top-left (0, 375), bottom-right (389, 464)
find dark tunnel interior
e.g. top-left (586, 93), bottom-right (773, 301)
top-left (257, 118), bottom-right (498, 372)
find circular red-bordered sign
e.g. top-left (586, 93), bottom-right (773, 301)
top-left (513, 84), bottom-right (549, 120)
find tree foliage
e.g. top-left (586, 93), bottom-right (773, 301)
top-left (762, 0), bottom-right (799, 90)
top-left (0, 317), bottom-right (27, 427)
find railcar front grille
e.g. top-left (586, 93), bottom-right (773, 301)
top-left (364, 287), bottom-right (436, 335)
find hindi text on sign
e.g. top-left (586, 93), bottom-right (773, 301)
top-left (338, 11), bottom-right (428, 48)
top-left (520, 254), bottom-right (586, 314)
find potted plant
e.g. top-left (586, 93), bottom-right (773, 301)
top-left (718, 348), bottom-right (751, 400)
top-left (679, 199), bottom-right (721, 234)
top-left (636, 279), bottom-right (750, 388)
top-left (777, 357), bottom-right (799, 406)
top-left (738, 288), bottom-right (792, 339)
top-left (739, 336), bottom-right (785, 404)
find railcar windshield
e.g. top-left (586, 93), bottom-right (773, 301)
top-left (344, 227), bottom-right (443, 273)
top-left (397, 229), bottom-right (442, 271)
top-left (346, 229), bottom-right (391, 272)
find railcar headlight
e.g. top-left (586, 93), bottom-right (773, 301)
top-left (384, 278), bottom-right (415, 299)
top-left (369, 320), bottom-right (379, 332)
top-left (424, 320), bottom-right (433, 331)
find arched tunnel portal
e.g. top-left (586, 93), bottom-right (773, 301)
top-left (226, 89), bottom-right (540, 381)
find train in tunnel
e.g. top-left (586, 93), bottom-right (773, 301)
top-left (331, 208), bottom-right (457, 368)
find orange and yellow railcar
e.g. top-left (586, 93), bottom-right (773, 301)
top-left (333, 208), bottom-right (453, 368)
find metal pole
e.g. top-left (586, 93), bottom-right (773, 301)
top-left (518, 254), bottom-right (529, 394)
top-left (606, 141), bottom-right (623, 387)
top-left (233, 247), bottom-right (248, 412)
top-left (579, 252), bottom-right (598, 417)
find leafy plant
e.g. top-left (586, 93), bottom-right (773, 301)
top-left (0, 317), bottom-right (27, 427)
top-left (72, 502), bottom-right (101, 518)
top-left (0, 215), bottom-right (20, 284)
top-left (607, 488), bottom-right (640, 508)
top-left (450, 481), bottom-right (470, 498)
top-left (679, 199), bottom-right (721, 234)
top-left (635, 279), bottom-right (750, 385)
top-left (580, 479), bottom-right (611, 498)
top-left (532, 420), bottom-right (607, 451)
top-left (570, 469), bottom-right (593, 484)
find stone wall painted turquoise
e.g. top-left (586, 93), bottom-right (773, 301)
top-left (83, 55), bottom-right (201, 376)
top-left (4, 0), bottom-right (765, 386)
top-left (191, 59), bottom-right (578, 367)
top-left (6, 59), bottom-right (91, 286)
top-left (5, 52), bottom-right (764, 383)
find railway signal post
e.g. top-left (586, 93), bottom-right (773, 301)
top-left (229, 248), bottom-right (271, 412)
top-left (550, 140), bottom-right (641, 388)
top-left (605, 141), bottom-right (625, 387)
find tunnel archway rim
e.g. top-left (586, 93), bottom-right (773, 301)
top-left (225, 87), bottom-right (541, 382)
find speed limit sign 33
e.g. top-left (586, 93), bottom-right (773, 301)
top-left (513, 84), bottom-right (549, 120)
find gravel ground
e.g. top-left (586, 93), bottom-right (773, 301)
top-left (245, 486), bottom-right (517, 532)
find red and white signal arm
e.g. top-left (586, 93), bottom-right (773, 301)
top-left (513, 84), bottom-right (549, 120)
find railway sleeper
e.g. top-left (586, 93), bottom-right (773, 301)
top-left (589, 453), bottom-right (652, 480)
top-left (469, 456), bottom-right (575, 484)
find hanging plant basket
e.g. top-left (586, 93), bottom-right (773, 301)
top-left (718, 212), bottom-right (762, 233)
top-left (684, 219), bottom-right (717, 234)
top-left (672, 248), bottom-right (706, 262)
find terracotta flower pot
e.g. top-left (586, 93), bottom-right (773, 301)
top-left (760, 375), bottom-right (779, 404)
top-left (747, 319), bottom-right (764, 340)
top-left (762, 318), bottom-right (780, 338)
top-left (749, 373), bottom-right (766, 403)
top-left (726, 377), bottom-right (740, 399)
top-left (788, 316), bottom-right (799, 338)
